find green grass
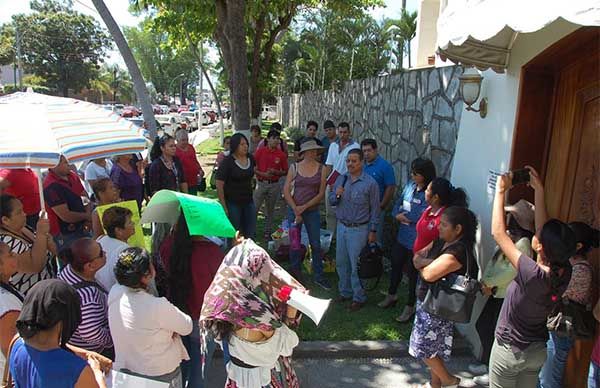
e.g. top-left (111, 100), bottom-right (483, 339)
top-left (196, 130), bottom-right (233, 155)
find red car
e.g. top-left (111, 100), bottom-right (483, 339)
top-left (121, 106), bottom-right (140, 118)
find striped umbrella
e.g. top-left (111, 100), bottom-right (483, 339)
top-left (0, 91), bottom-right (147, 168)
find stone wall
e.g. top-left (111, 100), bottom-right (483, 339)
top-left (278, 65), bottom-right (464, 185)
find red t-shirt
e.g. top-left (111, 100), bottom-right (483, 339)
top-left (254, 146), bottom-right (288, 183)
top-left (413, 206), bottom-right (446, 253)
top-left (43, 170), bottom-right (87, 236)
top-left (0, 169), bottom-right (41, 216)
top-left (159, 235), bottom-right (224, 321)
top-left (175, 144), bottom-right (202, 187)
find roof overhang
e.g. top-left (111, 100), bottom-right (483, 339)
top-left (436, 0), bottom-right (600, 72)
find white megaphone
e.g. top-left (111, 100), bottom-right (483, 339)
top-left (278, 286), bottom-right (331, 326)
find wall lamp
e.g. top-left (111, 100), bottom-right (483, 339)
top-left (459, 73), bottom-right (487, 118)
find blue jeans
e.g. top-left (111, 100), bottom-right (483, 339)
top-left (181, 321), bottom-right (215, 388)
top-left (227, 201), bottom-right (256, 240)
top-left (538, 332), bottom-right (574, 388)
top-left (287, 207), bottom-right (323, 280)
top-left (335, 223), bottom-right (368, 303)
top-left (589, 360), bottom-right (600, 388)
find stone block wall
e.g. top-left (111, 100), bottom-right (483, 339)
top-left (278, 65), bottom-right (464, 186)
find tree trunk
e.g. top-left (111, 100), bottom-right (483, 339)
top-left (90, 0), bottom-right (158, 139)
top-left (215, 0), bottom-right (250, 136)
top-left (181, 80), bottom-right (187, 105)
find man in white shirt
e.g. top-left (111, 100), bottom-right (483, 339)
top-left (324, 122), bottom-right (359, 238)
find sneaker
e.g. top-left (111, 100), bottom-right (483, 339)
top-left (473, 374), bottom-right (489, 386)
top-left (395, 305), bottom-right (416, 323)
top-left (314, 277), bottom-right (332, 290)
top-left (377, 294), bottom-right (398, 308)
top-left (468, 364), bottom-right (488, 375)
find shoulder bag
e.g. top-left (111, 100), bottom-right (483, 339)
top-left (422, 242), bottom-right (480, 323)
top-left (547, 261), bottom-right (596, 339)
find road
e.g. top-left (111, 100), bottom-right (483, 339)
top-left (206, 356), bottom-right (483, 388)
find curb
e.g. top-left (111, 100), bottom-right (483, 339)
top-left (213, 337), bottom-right (473, 360)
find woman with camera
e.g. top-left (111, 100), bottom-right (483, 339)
top-left (489, 167), bottom-right (574, 388)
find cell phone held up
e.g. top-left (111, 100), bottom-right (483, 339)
top-left (511, 168), bottom-right (530, 185)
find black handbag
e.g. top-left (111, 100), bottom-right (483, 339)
top-left (422, 242), bottom-right (479, 323)
top-left (198, 177), bottom-right (207, 192)
top-left (547, 298), bottom-right (596, 339)
top-left (358, 243), bottom-right (383, 291)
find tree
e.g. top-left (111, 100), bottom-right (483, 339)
top-left (386, 9), bottom-right (417, 69)
top-left (0, 0), bottom-right (111, 96)
top-left (139, 0), bottom-right (381, 131)
top-left (123, 19), bottom-right (199, 101)
top-left (90, 0), bottom-right (158, 138)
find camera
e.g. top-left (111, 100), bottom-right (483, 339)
top-left (511, 168), bottom-right (530, 185)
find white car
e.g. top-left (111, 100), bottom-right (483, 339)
top-left (261, 105), bottom-right (277, 121)
top-left (155, 114), bottom-right (177, 136)
top-left (180, 111), bottom-right (198, 131)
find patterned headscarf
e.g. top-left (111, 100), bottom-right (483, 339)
top-left (200, 239), bottom-right (306, 331)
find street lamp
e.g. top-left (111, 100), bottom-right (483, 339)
top-left (169, 74), bottom-right (185, 103)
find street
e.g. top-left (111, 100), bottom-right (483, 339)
top-left (206, 356), bottom-right (482, 388)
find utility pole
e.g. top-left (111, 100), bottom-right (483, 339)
top-left (15, 25), bottom-right (23, 91)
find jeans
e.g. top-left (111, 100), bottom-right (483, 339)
top-left (538, 332), bottom-right (574, 388)
top-left (489, 338), bottom-right (547, 388)
top-left (181, 321), bottom-right (215, 388)
top-left (287, 207), bottom-right (323, 280)
top-left (388, 241), bottom-right (416, 306)
top-left (227, 201), bottom-right (256, 240)
top-left (589, 360), bottom-right (599, 388)
top-left (336, 222), bottom-right (368, 303)
top-left (254, 180), bottom-right (282, 236)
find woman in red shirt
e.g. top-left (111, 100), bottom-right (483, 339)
top-left (175, 128), bottom-right (205, 196)
top-left (160, 214), bottom-right (224, 388)
top-left (405, 178), bottom-right (468, 323)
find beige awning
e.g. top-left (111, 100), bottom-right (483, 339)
top-left (436, 0), bottom-right (600, 72)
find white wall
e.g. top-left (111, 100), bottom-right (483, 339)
top-left (415, 0), bottom-right (441, 68)
top-left (449, 18), bottom-right (581, 358)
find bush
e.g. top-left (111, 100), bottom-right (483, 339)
top-left (284, 126), bottom-right (302, 141)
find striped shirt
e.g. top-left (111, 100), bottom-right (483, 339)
top-left (58, 265), bottom-right (113, 352)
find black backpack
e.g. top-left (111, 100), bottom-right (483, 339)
top-left (358, 243), bottom-right (384, 291)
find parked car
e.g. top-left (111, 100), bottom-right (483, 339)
top-left (121, 106), bottom-right (141, 118)
top-left (180, 111), bottom-right (198, 131)
top-left (203, 109), bottom-right (217, 123)
top-left (155, 114), bottom-right (177, 136)
top-left (261, 105), bottom-right (277, 120)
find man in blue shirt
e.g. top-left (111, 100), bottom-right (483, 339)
top-left (329, 149), bottom-right (380, 312)
top-left (361, 139), bottom-right (396, 246)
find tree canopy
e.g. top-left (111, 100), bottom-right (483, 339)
top-left (0, 0), bottom-right (112, 96)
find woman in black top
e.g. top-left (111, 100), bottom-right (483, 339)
top-left (147, 134), bottom-right (187, 264)
top-left (410, 206), bottom-right (479, 388)
top-left (148, 135), bottom-right (187, 196)
top-left (216, 133), bottom-right (256, 240)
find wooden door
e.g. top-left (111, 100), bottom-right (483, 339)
top-left (544, 46), bottom-right (599, 388)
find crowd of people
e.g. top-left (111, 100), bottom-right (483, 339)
top-left (0, 119), bottom-right (597, 388)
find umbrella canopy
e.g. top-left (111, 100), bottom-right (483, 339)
top-left (141, 190), bottom-right (236, 238)
top-left (0, 91), bottom-right (147, 168)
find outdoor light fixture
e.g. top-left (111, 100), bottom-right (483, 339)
top-left (459, 73), bottom-right (487, 118)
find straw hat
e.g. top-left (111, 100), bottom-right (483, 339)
top-left (505, 199), bottom-right (535, 233)
top-left (299, 139), bottom-right (324, 154)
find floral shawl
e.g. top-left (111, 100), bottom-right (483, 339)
top-left (200, 239), bottom-right (305, 331)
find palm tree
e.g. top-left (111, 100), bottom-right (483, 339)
top-left (90, 0), bottom-right (157, 138)
top-left (385, 10), bottom-right (417, 69)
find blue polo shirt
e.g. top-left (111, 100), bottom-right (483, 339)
top-left (364, 155), bottom-right (396, 201)
top-left (392, 181), bottom-right (428, 250)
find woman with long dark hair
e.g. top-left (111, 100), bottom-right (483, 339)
top-left (216, 133), bottom-right (257, 240)
top-left (489, 168), bottom-right (574, 388)
top-left (410, 206), bottom-right (479, 388)
top-left (378, 158), bottom-right (436, 323)
top-left (160, 214), bottom-right (224, 388)
top-left (538, 221), bottom-right (598, 388)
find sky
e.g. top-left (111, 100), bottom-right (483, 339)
top-left (0, 0), bottom-right (419, 74)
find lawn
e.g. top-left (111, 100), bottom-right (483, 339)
top-left (146, 128), bottom-right (413, 342)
